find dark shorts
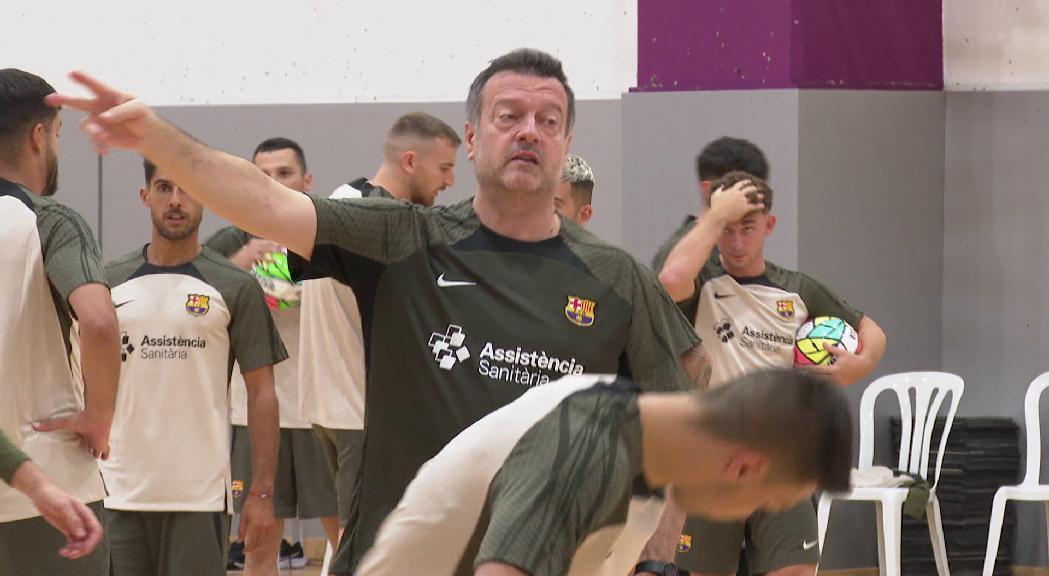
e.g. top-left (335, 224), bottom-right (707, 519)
top-left (230, 425), bottom-right (339, 519)
top-left (677, 500), bottom-right (820, 574)
top-left (311, 425), bottom-right (364, 525)
top-left (0, 500), bottom-right (109, 576)
top-left (104, 508), bottom-right (230, 576)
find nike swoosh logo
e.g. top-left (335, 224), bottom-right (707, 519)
top-left (802, 540), bottom-right (818, 551)
top-left (436, 274), bottom-right (477, 288)
top-left (713, 292), bottom-right (733, 299)
top-left (114, 300), bottom-right (135, 309)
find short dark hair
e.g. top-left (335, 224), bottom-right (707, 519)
top-left (467, 48), bottom-right (575, 133)
top-left (694, 368), bottom-right (854, 493)
top-left (710, 170), bottom-right (773, 212)
top-left (253, 137), bottom-right (307, 172)
top-left (696, 137), bottom-right (769, 182)
top-left (0, 69), bottom-right (58, 164)
top-left (143, 158), bottom-right (158, 185)
top-left (389, 112), bottom-right (461, 147)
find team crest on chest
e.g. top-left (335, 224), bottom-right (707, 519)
top-left (564, 295), bottom-right (596, 327)
top-left (776, 299), bottom-right (796, 320)
top-left (677, 534), bottom-right (693, 553)
top-left (185, 294), bottom-right (211, 317)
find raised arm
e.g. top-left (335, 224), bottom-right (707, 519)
top-left (47, 72), bottom-right (316, 258)
top-left (658, 180), bottom-right (763, 302)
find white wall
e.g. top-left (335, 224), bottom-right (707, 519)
top-left (945, 0), bottom-right (1049, 89)
top-left (5, 1), bottom-right (636, 105)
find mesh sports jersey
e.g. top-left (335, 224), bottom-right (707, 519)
top-left (101, 246), bottom-right (286, 511)
top-left (297, 178), bottom-right (389, 430)
top-left (291, 195), bottom-right (698, 570)
top-left (359, 375), bottom-right (665, 576)
top-left (0, 178), bottom-right (108, 523)
top-left (206, 227), bottom-right (307, 428)
top-left (694, 258), bottom-right (863, 387)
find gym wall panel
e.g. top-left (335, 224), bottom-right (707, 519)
top-left (56, 110), bottom-right (101, 239)
top-left (99, 100), bottom-right (625, 260)
top-left (798, 90), bottom-right (946, 569)
top-left (944, 91), bottom-right (1049, 566)
top-left (620, 89), bottom-right (801, 265)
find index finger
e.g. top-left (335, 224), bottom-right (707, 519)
top-left (69, 71), bottom-right (126, 100)
top-left (44, 93), bottom-right (99, 112)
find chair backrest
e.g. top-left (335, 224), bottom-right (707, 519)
top-left (1020, 372), bottom-right (1049, 485)
top-left (857, 371), bottom-right (964, 490)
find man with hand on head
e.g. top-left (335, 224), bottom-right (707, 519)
top-left (0, 68), bottom-right (119, 576)
top-left (50, 49), bottom-right (702, 575)
top-left (101, 159), bottom-right (286, 576)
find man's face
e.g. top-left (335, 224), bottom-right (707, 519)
top-left (553, 180), bottom-right (591, 226)
top-left (41, 114), bottom-right (60, 197)
top-left (716, 211), bottom-right (775, 276)
top-left (141, 167), bottom-right (204, 241)
top-left (254, 148), bottom-right (311, 193)
top-left (673, 476), bottom-right (816, 521)
top-left (466, 72), bottom-right (571, 197)
top-left (407, 137), bottom-right (457, 207)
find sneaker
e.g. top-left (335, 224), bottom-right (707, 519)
top-left (278, 539), bottom-right (309, 570)
top-left (226, 540), bottom-right (245, 570)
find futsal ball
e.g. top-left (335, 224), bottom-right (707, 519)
top-left (794, 316), bottom-right (861, 366)
top-left (252, 251), bottom-right (302, 311)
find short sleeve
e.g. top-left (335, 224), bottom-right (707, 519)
top-left (474, 390), bottom-right (639, 576)
top-left (228, 277), bottom-right (288, 372)
top-left (0, 430), bottom-right (30, 486)
top-left (204, 226), bottom-right (250, 258)
top-left (37, 203), bottom-right (107, 302)
top-left (288, 195), bottom-right (423, 284)
top-left (796, 274), bottom-right (864, 328)
top-left (624, 264), bottom-right (701, 392)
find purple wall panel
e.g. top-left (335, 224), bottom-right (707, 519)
top-left (636, 0), bottom-right (943, 91)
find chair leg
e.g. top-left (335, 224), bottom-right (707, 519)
top-left (875, 501), bottom-right (888, 576)
top-left (982, 492), bottom-right (1007, 576)
top-left (817, 495), bottom-right (832, 553)
top-left (880, 501), bottom-right (903, 576)
top-left (927, 495), bottom-right (951, 576)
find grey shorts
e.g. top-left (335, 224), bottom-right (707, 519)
top-left (104, 508), bottom-right (230, 576)
top-left (311, 425), bottom-right (364, 525)
top-left (677, 500), bottom-right (820, 574)
top-left (0, 500), bottom-right (109, 576)
top-left (231, 425), bottom-right (339, 519)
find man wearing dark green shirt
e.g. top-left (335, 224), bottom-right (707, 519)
top-left (52, 48), bottom-right (702, 574)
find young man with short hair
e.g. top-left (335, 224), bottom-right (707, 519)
top-left (657, 171), bottom-right (886, 576)
top-left (206, 137), bottom-right (340, 573)
top-left (360, 368), bottom-right (853, 576)
top-left (100, 160), bottom-right (286, 576)
top-left (0, 68), bottom-right (120, 576)
top-left (553, 154), bottom-right (595, 226)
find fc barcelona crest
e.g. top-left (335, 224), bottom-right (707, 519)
top-left (776, 299), bottom-right (795, 320)
top-left (677, 534), bottom-right (693, 553)
top-left (564, 295), bottom-right (596, 327)
top-left (186, 294), bottom-right (210, 317)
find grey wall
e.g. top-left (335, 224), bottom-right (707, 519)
top-left (944, 91), bottom-right (1049, 566)
top-left (799, 90), bottom-right (946, 568)
top-left (98, 100), bottom-right (625, 259)
top-left (620, 90), bottom-right (801, 267)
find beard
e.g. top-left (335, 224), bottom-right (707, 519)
top-left (152, 210), bottom-right (202, 242)
top-left (42, 146), bottom-right (58, 197)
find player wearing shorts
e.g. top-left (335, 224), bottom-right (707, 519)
top-left (656, 171), bottom-right (887, 576)
top-left (206, 137), bottom-right (340, 572)
top-left (360, 369), bottom-right (853, 576)
top-left (0, 68), bottom-right (120, 576)
top-left (300, 112), bottom-right (460, 540)
top-left (51, 48), bottom-right (703, 574)
top-left (100, 160), bottom-right (286, 576)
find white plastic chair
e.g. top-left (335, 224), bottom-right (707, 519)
top-left (981, 371), bottom-right (1049, 576)
top-left (320, 540), bottom-right (333, 576)
top-left (817, 372), bottom-right (964, 576)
